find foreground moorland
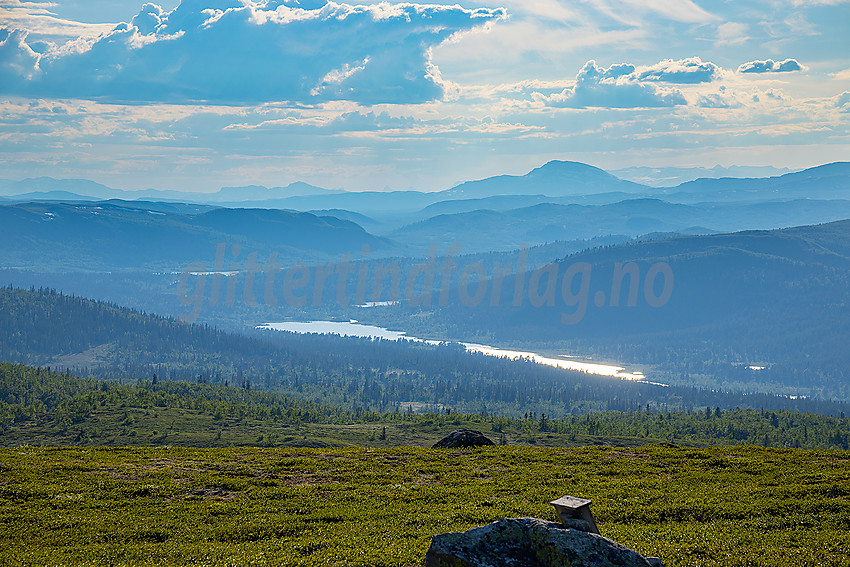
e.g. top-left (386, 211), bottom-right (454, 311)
top-left (1, 445), bottom-right (848, 566)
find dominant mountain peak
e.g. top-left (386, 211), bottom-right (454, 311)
top-left (527, 160), bottom-right (617, 179)
top-left (534, 160), bottom-right (606, 171)
top-left (443, 159), bottom-right (642, 199)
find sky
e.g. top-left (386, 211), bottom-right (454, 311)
top-left (1, 0), bottom-right (849, 192)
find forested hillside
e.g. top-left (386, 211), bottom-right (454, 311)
top-left (0, 201), bottom-right (393, 270)
top-left (404, 220), bottom-right (850, 398)
top-left (1, 287), bottom-right (845, 418)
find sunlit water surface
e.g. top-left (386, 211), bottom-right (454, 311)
top-left (258, 320), bottom-right (660, 384)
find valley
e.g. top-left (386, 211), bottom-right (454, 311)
top-left (3, 161), bottom-right (850, 401)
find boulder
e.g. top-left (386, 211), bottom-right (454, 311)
top-left (432, 429), bottom-right (495, 448)
top-left (424, 517), bottom-right (664, 567)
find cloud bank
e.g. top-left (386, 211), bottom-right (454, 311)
top-left (738, 58), bottom-right (806, 74)
top-left (0, 1), bottom-right (506, 104)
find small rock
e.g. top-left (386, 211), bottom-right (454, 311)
top-left (432, 429), bottom-right (495, 448)
top-left (425, 517), bottom-right (664, 567)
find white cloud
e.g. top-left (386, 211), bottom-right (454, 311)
top-left (494, 0), bottom-right (583, 24)
top-left (715, 21), bottom-right (749, 46)
top-left (789, 0), bottom-right (850, 5)
top-left (697, 86), bottom-right (742, 109)
top-left (0, 1), bottom-right (114, 39)
top-left (837, 91), bottom-right (850, 112)
top-left (632, 57), bottom-right (720, 83)
top-left (691, 80), bottom-right (813, 111)
top-left (580, 0), bottom-right (718, 24)
top-left (0, 28), bottom-right (40, 80)
top-left (534, 60), bottom-right (687, 108)
top-left (738, 58), bottom-right (807, 74)
top-left (697, 93), bottom-right (740, 109)
top-left (830, 68), bottom-right (850, 80)
top-left (0, 1), bottom-right (506, 104)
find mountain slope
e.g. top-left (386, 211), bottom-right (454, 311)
top-left (0, 177), bottom-right (118, 199)
top-left (418, 219), bottom-right (850, 397)
top-left (0, 201), bottom-right (394, 270)
top-left (390, 197), bottom-right (850, 253)
top-left (212, 181), bottom-right (341, 202)
top-left (443, 160), bottom-right (648, 199)
top-left (663, 162), bottom-right (850, 203)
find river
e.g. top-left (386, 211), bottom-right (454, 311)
top-left (257, 320), bottom-right (661, 384)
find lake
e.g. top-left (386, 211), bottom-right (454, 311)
top-left (258, 320), bottom-right (412, 341)
top-left (258, 320), bottom-right (659, 383)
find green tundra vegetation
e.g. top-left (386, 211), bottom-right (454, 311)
top-left (1, 445), bottom-right (848, 567)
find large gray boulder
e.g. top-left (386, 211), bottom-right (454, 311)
top-left (425, 517), bottom-right (664, 567)
top-left (432, 429), bottom-right (495, 448)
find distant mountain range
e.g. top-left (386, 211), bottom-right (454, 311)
top-left (612, 164), bottom-right (794, 187)
top-left (0, 177), bottom-right (116, 199)
top-left (4, 162), bottom-right (847, 214)
top-left (3, 161), bottom-right (850, 264)
top-left (0, 178), bottom-right (341, 204)
top-left (210, 182), bottom-right (341, 202)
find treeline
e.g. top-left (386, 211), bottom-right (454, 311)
top-left (2, 362), bottom-right (849, 450)
top-left (496, 407), bottom-right (850, 450)
top-left (2, 287), bottom-right (849, 419)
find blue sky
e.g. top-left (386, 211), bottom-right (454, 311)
top-left (1, 0), bottom-right (849, 192)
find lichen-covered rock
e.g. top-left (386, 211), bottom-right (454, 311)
top-left (424, 517), bottom-right (664, 567)
top-left (432, 429), bottom-right (495, 448)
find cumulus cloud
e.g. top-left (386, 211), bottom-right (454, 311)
top-left (696, 93), bottom-right (738, 108)
top-left (535, 60), bottom-right (687, 109)
top-left (0, 0), bottom-right (506, 104)
top-left (751, 88), bottom-right (788, 103)
top-left (737, 58), bottom-right (806, 74)
top-left (0, 28), bottom-right (40, 82)
top-left (697, 86), bottom-right (741, 109)
top-left (837, 91), bottom-right (850, 113)
top-left (632, 57), bottom-right (721, 83)
top-left (696, 85), bottom-right (797, 109)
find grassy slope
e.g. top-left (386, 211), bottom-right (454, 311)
top-left (1, 445), bottom-right (848, 566)
top-left (3, 361), bottom-right (848, 450)
top-left (0, 402), bottom-right (683, 449)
